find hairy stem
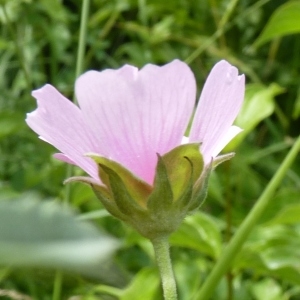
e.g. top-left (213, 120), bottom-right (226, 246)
top-left (151, 236), bottom-right (178, 300)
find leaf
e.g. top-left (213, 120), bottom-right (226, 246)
top-left (251, 279), bottom-right (284, 300)
top-left (120, 267), bottom-right (160, 300)
top-left (0, 111), bottom-right (25, 139)
top-left (169, 212), bottom-right (222, 259)
top-left (264, 204), bottom-right (300, 226)
top-left (254, 1), bottom-right (300, 48)
top-left (262, 244), bottom-right (300, 271)
top-left (226, 83), bottom-right (284, 150)
top-left (173, 257), bottom-right (208, 300)
top-left (292, 87), bottom-right (300, 119)
top-left (236, 225), bottom-right (300, 286)
top-left (0, 198), bottom-right (119, 277)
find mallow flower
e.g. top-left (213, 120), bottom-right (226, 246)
top-left (26, 60), bottom-right (245, 239)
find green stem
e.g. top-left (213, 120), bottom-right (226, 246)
top-left (2, 4), bottom-right (32, 91)
top-left (52, 270), bottom-right (63, 300)
top-left (151, 236), bottom-right (177, 300)
top-left (218, 0), bottom-right (240, 30)
top-left (94, 285), bottom-right (122, 297)
top-left (64, 0), bottom-right (90, 204)
top-left (185, 0), bottom-right (270, 64)
top-left (193, 135), bottom-right (300, 300)
top-left (224, 161), bottom-right (233, 300)
top-left (75, 0), bottom-right (90, 82)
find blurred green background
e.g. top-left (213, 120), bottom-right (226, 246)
top-left (1, 0), bottom-right (300, 299)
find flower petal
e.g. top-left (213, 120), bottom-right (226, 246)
top-left (75, 60), bottom-right (196, 184)
top-left (53, 153), bottom-right (77, 165)
top-left (189, 60), bottom-right (245, 163)
top-left (210, 125), bottom-right (242, 158)
top-left (26, 84), bottom-right (99, 180)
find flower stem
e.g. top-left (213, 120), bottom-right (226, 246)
top-left (151, 235), bottom-right (178, 300)
top-left (193, 135), bottom-right (300, 300)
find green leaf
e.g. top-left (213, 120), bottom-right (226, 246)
top-left (270, 267), bottom-right (300, 286)
top-left (237, 83), bottom-right (282, 131)
top-left (170, 212), bottom-right (222, 259)
top-left (254, 1), bottom-right (300, 48)
top-left (120, 267), bottom-right (160, 300)
top-left (174, 257), bottom-right (209, 300)
top-left (162, 143), bottom-right (203, 200)
top-left (237, 225), bottom-right (300, 286)
top-left (226, 83), bottom-right (284, 150)
top-left (259, 228), bottom-right (300, 273)
top-left (88, 154), bottom-right (152, 207)
top-left (292, 87), bottom-right (300, 119)
top-left (0, 111), bottom-right (25, 139)
top-left (0, 198), bottom-right (119, 277)
top-left (265, 204), bottom-right (300, 226)
top-left (263, 244), bottom-right (300, 271)
top-left (251, 279), bottom-right (284, 300)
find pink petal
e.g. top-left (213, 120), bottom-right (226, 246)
top-left (75, 60), bottom-right (196, 184)
top-left (189, 60), bottom-right (245, 163)
top-left (26, 84), bottom-right (99, 180)
top-left (210, 125), bottom-right (242, 157)
top-left (53, 153), bottom-right (77, 165)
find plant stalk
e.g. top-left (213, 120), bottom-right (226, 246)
top-left (2, 4), bottom-right (32, 91)
top-left (151, 235), bottom-right (178, 300)
top-left (193, 135), bottom-right (300, 300)
top-left (52, 270), bottom-right (63, 300)
top-left (64, 0), bottom-right (90, 204)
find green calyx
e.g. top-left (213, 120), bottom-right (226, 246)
top-left (67, 144), bottom-right (212, 240)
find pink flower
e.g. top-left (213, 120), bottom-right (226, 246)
top-left (26, 60), bottom-right (245, 185)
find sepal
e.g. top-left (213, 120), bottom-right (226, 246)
top-left (91, 183), bottom-right (128, 222)
top-left (97, 163), bottom-right (147, 217)
top-left (64, 176), bottom-right (126, 221)
top-left (147, 154), bottom-right (173, 215)
top-left (87, 154), bottom-right (152, 207)
top-left (188, 163), bottom-right (212, 212)
top-left (68, 144), bottom-right (211, 240)
top-left (213, 152), bottom-right (235, 168)
top-left (161, 143), bottom-right (203, 200)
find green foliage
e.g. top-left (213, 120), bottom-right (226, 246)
top-left (254, 1), bottom-right (300, 48)
top-left (227, 83), bottom-right (284, 149)
top-left (170, 212), bottom-right (222, 259)
top-left (0, 197), bottom-right (119, 278)
top-left (120, 267), bottom-right (161, 300)
top-left (1, 0), bottom-right (300, 299)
